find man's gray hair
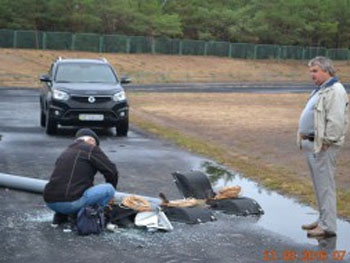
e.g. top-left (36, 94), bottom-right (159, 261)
top-left (308, 56), bottom-right (336, 76)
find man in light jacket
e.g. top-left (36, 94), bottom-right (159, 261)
top-left (298, 56), bottom-right (348, 237)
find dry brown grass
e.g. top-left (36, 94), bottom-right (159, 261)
top-left (1, 48), bottom-right (350, 87)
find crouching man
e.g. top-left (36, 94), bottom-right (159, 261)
top-left (43, 128), bottom-right (118, 227)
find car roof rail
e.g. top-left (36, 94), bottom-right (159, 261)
top-left (99, 57), bottom-right (108, 63)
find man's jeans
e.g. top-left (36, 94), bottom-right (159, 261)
top-left (46, 183), bottom-right (115, 215)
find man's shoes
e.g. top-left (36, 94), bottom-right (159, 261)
top-left (307, 225), bottom-right (336, 237)
top-left (301, 221), bottom-right (318, 230)
top-left (51, 213), bottom-right (69, 227)
top-left (68, 214), bottom-right (78, 232)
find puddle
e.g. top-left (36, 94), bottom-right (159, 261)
top-left (199, 161), bottom-right (350, 252)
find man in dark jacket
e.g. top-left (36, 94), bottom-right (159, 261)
top-left (43, 128), bottom-right (118, 226)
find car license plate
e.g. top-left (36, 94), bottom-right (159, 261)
top-left (79, 114), bottom-right (104, 121)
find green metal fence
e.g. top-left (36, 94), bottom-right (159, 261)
top-left (14, 30), bottom-right (43, 49)
top-left (280, 46), bottom-right (304, 60)
top-left (154, 37), bottom-right (180, 55)
top-left (206, 41), bottom-right (230, 57)
top-left (103, 34), bottom-right (129, 53)
top-left (303, 47), bottom-right (328, 60)
top-left (44, 32), bottom-right (72, 50)
top-left (230, 43), bottom-right (255, 59)
top-left (0, 29), bottom-right (349, 60)
top-left (254, 44), bottom-right (280, 59)
top-left (0, 29), bottom-right (14, 48)
top-left (181, 39), bottom-right (206, 56)
top-left (327, 49), bottom-right (350, 60)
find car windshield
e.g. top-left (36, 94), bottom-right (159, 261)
top-left (55, 63), bottom-right (118, 83)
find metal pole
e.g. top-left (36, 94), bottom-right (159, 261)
top-left (0, 172), bottom-right (162, 206)
top-left (0, 172), bottom-right (46, 194)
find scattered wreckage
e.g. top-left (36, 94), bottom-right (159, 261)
top-left (0, 171), bottom-right (264, 232)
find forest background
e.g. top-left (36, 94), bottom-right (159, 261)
top-left (0, 0), bottom-right (350, 49)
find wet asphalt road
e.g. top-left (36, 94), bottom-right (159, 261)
top-left (0, 86), bottom-right (349, 263)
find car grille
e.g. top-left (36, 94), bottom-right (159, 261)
top-left (71, 95), bottom-right (112, 104)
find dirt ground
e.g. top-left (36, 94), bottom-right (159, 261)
top-left (1, 48), bottom-right (350, 190)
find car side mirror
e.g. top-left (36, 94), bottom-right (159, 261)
top-left (120, 76), bottom-right (131, 84)
top-left (40, 74), bottom-right (51, 82)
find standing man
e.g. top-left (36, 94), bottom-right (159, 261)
top-left (298, 56), bottom-right (348, 237)
top-left (43, 128), bottom-right (118, 227)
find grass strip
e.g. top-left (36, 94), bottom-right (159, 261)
top-left (131, 113), bottom-right (350, 219)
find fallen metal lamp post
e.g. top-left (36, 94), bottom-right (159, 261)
top-left (0, 172), bottom-right (47, 194)
top-left (0, 172), bottom-right (162, 205)
top-left (0, 171), bottom-right (264, 225)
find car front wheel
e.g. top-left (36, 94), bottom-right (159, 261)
top-left (40, 110), bottom-right (46, 127)
top-left (45, 113), bottom-right (57, 135)
top-left (116, 120), bottom-right (128, 136)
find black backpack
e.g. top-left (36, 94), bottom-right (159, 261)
top-left (76, 205), bottom-right (105, 236)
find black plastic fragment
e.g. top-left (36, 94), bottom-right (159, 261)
top-left (207, 197), bottom-right (264, 216)
top-left (163, 206), bottom-right (217, 224)
top-left (172, 171), bottom-right (264, 216)
top-left (172, 171), bottom-right (215, 200)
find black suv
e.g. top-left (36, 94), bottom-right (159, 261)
top-left (39, 58), bottom-right (130, 136)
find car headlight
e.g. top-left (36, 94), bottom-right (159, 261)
top-left (113, 90), bottom-right (126, 102)
top-left (52, 89), bottom-right (69, 101)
